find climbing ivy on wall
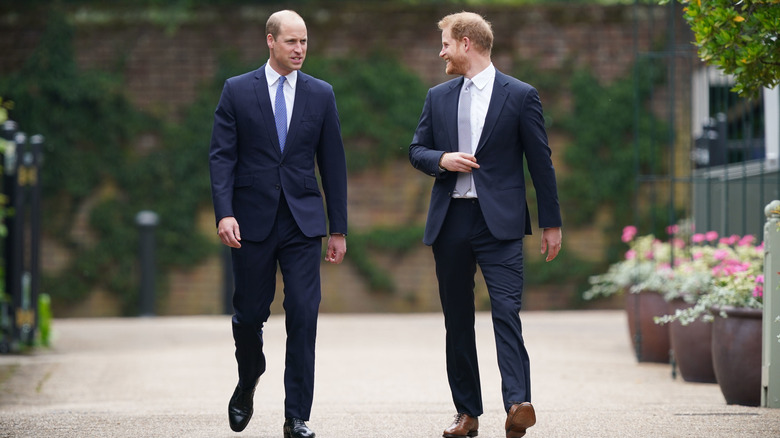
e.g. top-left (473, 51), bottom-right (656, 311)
top-left (304, 53), bottom-right (429, 171)
top-left (0, 13), bottom-right (216, 313)
top-left (0, 7), bottom-right (672, 310)
top-left (0, 12), bottom-right (433, 311)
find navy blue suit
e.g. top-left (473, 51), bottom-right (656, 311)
top-left (409, 70), bottom-right (561, 416)
top-left (209, 64), bottom-right (347, 420)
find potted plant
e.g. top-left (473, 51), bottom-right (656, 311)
top-left (648, 232), bottom-right (741, 383)
top-left (585, 227), bottom-right (673, 363)
top-left (655, 233), bottom-right (764, 406)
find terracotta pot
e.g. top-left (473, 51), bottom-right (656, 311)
top-left (711, 307), bottom-right (762, 406)
top-left (668, 299), bottom-right (716, 383)
top-left (624, 291), bottom-right (670, 363)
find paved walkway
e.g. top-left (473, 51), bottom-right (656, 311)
top-left (0, 311), bottom-right (778, 437)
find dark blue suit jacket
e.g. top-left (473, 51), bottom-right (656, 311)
top-left (409, 70), bottom-right (561, 246)
top-left (210, 65), bottom-right (348, 242)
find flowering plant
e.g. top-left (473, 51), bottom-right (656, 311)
top-left (585, 225), bottom-right (693, 300)
top-left (654, 232), bottom-right (763, 325)
top-left (584, 225), bottom-right (765, 326)
top-left (583, 226), bottom-right (660, 300)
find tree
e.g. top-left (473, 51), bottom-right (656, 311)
top-left (673, 0), bottom-right (780, 97)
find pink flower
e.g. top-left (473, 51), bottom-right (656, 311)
top-left (738, 235), bottom-right (756, 247)
top-left (754, 277), bottom-right (764, 297)
top-left (713, 249), bottom-right (730, 260)
top-left (622, 226), bottom-right (637, 243)
top-left (692, 233), bottom-right (706, 243)
top-left (666, 225), bottom-right (679, 235)
top-left (705, 231), bottom-right (719, 242)
top-left (672, 238), bottom-right (686, 249)
top-left (693, 251), bottom-right (703, 260)
top-left (625, 249), bottom-right (636, 260)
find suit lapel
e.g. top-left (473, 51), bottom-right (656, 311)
top-left (283, 73), bottom-right (309, 157)
top-left (475, 71), bottom-right (508, 155)
top-left (253, 65), bottom-right (282, 157)
top-left (445, 78), bottom-right (465, 153)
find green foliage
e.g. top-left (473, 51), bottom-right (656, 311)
top-left (524, 248), bottom-right (596, 287)
top-left (346, 225), bottom-right (425, 293)
top-left (673, 0), bottom-right (780, 97)
top-left (304, 53), bottom-right (428, 172)
top-left (0, 12), bottom-right (214, 313)
top-left (37, 294), bottom-right (51, 347)
top-left (0, 11), bottom-right (433, 309)
top-left (559, 58), bottom-right (667, 231)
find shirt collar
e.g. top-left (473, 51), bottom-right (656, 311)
top-left (468, 63), bottom-right (495, 91)
top-left (265, 62), bottom-right (298, 89)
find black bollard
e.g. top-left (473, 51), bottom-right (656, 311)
top-left (0, 120), bottom-right (17, 353)
top-left (135, 210), bottom-right (159, 317)
top-left (28, 135), bottom-right (44, 338)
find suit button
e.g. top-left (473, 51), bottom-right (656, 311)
top-left (274, 184), bottom-right (281, 190)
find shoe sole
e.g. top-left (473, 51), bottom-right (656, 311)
top-left (506, 403), bottom-right (535, 438)
top-left (443, 432), bottom-right (478, 438)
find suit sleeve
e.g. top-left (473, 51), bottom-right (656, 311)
top-left (409, 90), bottom-right (447, 179)
top-left (520, 87), bottom-right (562, 229)
top-left (316, 88), bottom-right (348, 235)
top-left (209, 80), bottom-right (238, 226)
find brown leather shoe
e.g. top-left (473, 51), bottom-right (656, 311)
top-left (505, 402), bottom-right (536, 438)
top-left (443, 412), bottom-right (479, 437)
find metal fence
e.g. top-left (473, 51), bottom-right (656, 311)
top-left (633, 0), bottom-right (780, 241)
top-left (0, 120), bottom-right (44, 353)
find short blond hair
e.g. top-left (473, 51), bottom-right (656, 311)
top-left (438, 12), bottom-right (493, 54)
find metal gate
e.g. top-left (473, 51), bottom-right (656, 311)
top-left (633, 0), bottom-right (780, 240)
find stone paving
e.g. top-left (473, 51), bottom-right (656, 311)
top-left (1, 311), bottom-right (778, 437)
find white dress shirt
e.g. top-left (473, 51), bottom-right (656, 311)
top-left (265, 63), bottom-right (297, 131)
top-left (454, 63), bottom-right (495, 198)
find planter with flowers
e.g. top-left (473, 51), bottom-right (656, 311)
top-left (640, 262), bottom-right (715, 383)
top-left (654, 233), bottom-right (764, 406)
top-left (585, 227), bottom-right (672, 363)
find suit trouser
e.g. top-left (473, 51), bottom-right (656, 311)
top-left (230, 193), bottom-right (322, 420)
top-left (432, 198), bottom-right (530, 417)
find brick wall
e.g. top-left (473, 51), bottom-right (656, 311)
top-left (0, 3), bottom-right (694, 316)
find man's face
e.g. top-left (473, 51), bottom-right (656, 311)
top-left (440, 27), bottom-right (468, 76)
top-left (267, 18), bottom-right (307, 75)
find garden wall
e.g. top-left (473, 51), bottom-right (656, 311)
top-left (0, 2), bottom-right (694, 316)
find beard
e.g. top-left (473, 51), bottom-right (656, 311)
top-left (445, 53), bottom-right (468, 76)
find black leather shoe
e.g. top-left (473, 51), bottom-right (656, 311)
top-left (284, 418), bottom-right (316, 438)
top-left (228, 383), bottom-right (256, 432)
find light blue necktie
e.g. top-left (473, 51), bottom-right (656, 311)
top-left (455, 79), bottom-right (472, 196)
top-left (275, 76), bottom-right (287, 152)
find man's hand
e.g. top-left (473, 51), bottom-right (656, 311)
top-left (325, 234), bottom-right (346, 264)
top-left (217, 216), bottom-right (242, 248)
top-left (541, 227), bottom-right (562, 262)
top-left (440, 152), bottom-right (480, 173)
